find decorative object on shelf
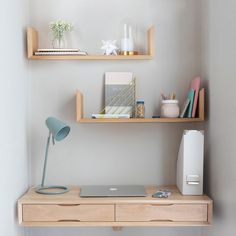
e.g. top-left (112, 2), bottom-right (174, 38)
top-left (120, 20), bottom-right (138, 55)
top-left (49, 20), bottom-right (73, 49)
top-left (161, 100), bottom-right (180, 118)
top-left (160, 92), bottom-right (180, 118)
top-left (101, 40), bottom-right (119, 55)
top-left (36, 117), bottom-right (70, 195)
top-left (76, 89), bottom-right (205, 123)
top-left (27, 27), bottom-right (154, 60)
top-left (136, 100), bottom-right (145, 118)
top-left (104, 72), bottom-right (136, 117)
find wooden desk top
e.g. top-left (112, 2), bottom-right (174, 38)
top-left (18, 186), bottom-right (212, 205)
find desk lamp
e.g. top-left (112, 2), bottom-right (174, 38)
top-left (36, 117), bottom-right (70, 195)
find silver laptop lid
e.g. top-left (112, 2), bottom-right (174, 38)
top-left (80, 185), bottom-right (147, 197)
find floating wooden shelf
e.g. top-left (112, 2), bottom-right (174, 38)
top-left (27, 26), bottom-right (155, 60)
top-left (18, 186), bottom-right (212, 227)
top-left (76, 89), bottom-right (205, 124)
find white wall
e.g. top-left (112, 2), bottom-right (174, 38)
top-left (28, 1), bottom-right (203, 236)
top-left (0, 0), bottom-right (29, 236)
top-left (202, 0), bottom-right (236, 235)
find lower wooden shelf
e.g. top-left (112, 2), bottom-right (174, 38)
top-left (18, 186), bottom-right (212, 227)
top-left (76, 89), bottom-right (205, 124)
top-left (79, 118), bottom-right (204, 123)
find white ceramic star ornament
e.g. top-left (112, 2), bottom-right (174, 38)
top-left (101, 40), bottom-right (118, 55)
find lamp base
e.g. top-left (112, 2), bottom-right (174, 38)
top-left (36, 185), bottom-right (69, 195)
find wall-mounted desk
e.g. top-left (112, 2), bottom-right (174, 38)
top-left (18, 186), bottom-right (212, 228)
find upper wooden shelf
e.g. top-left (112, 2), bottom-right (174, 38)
top-left (27, 27), bottom-right (155, 60)
top-left (76, 89), bottom-right (205, 124)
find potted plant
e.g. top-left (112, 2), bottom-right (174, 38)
top-left (49, 20), bottom-right (73, 49)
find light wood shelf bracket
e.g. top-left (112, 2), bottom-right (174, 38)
top-left (26, 26), bottom-right (155, 60)
top-left (76, 88), bottom-right (205, 124)
top-left (148, 26), bottom-right (155, 58)
top-left (27, 27), bottom-right (38, 59)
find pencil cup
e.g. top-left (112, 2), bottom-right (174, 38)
top-left (161, 100), bottom-right (180, 118)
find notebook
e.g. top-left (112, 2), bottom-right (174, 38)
top-left (190, 77), bottom-right (201, 117)
top-left (187, 89), bottom-right (195, 118)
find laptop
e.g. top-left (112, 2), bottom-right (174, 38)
top-left (80, 185), bottom-right (147, 197)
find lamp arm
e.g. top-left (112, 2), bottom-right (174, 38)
top-left (41, 132), bottom-right (51, 187)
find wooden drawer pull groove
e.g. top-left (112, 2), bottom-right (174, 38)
top-left (58, 220), bottom-right (81, 222)
top-left (58, 204), bottom-right (80, 207)
top-left (150, 219), bottom-right (173, 222)
top-left (150, 204), bottom-right (174, 207)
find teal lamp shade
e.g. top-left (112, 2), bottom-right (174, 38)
top-left (46, 117), bottom-right (70, 141)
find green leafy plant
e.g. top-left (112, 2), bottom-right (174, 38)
top-left (49, 20), bottom-right (73, 47)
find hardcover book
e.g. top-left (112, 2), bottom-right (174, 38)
top-left (180, 98), bottom-right (190, 118)
top-left (190, 77), bottom-right (201, 117)
top-left (187, 89), bottom-right (195, 118)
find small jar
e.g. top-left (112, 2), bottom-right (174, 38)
top-left (161, 100), bottom-right (180, 118)
top-left (136, 100), bottom-right (145, 118)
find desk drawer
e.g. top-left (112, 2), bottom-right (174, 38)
top-left (116, 204), bottom-right (208, 222)
top-left (23, 204), bottom-right (114, 222)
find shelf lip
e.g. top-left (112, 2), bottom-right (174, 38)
top-left (19, 221), bottom-right (211, 227)
top-left (29, 55), bottom-right (153, 60)
top-left (78, 118), bottom-right (204, 124)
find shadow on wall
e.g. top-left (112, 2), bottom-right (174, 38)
top-left (59, 94), bottom-right (76, 123)
top-left (28, 226), bottom-right (203, 236)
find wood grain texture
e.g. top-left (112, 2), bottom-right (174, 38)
top-left (27, 27), bottom-right (38, 58)
top-left (148, 26), bottom-right (155, 57)
top-left (199, 88), bottom-right (205, 120)
top-left (116, 204), bottom-right (208, 222)
top-left (18, 186), bottom-right (213, 205)
top-left (207, 202), bottom-right (213, 224)
top-left (26, 27), bottom-right (154, 60)
top-left (19, 221), bottom-right (211, 227)
top-left (76, 89), bottom-right (205, 124)
top-left (29, 55), bottom-right (153, 60)
top-left (18, 186), bottom-right (213, 227)
top-left (76, 90), bottom-right (83, 121)
top-left (79, 118), bottom-right (204, 123)
top-left (23, 204), bottom-right (114, 222)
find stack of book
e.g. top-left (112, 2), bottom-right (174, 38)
top-left (180, 77), bottom-right (201, 118)
top-left (91, 114), bottom-right (130, 119)
top-left (34, 49), bottom-right (88, 56)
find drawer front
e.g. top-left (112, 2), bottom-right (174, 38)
top-left (116, 204), bottom-right (208, 222)
top-left (23, 204), bottom-right (114, 222)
